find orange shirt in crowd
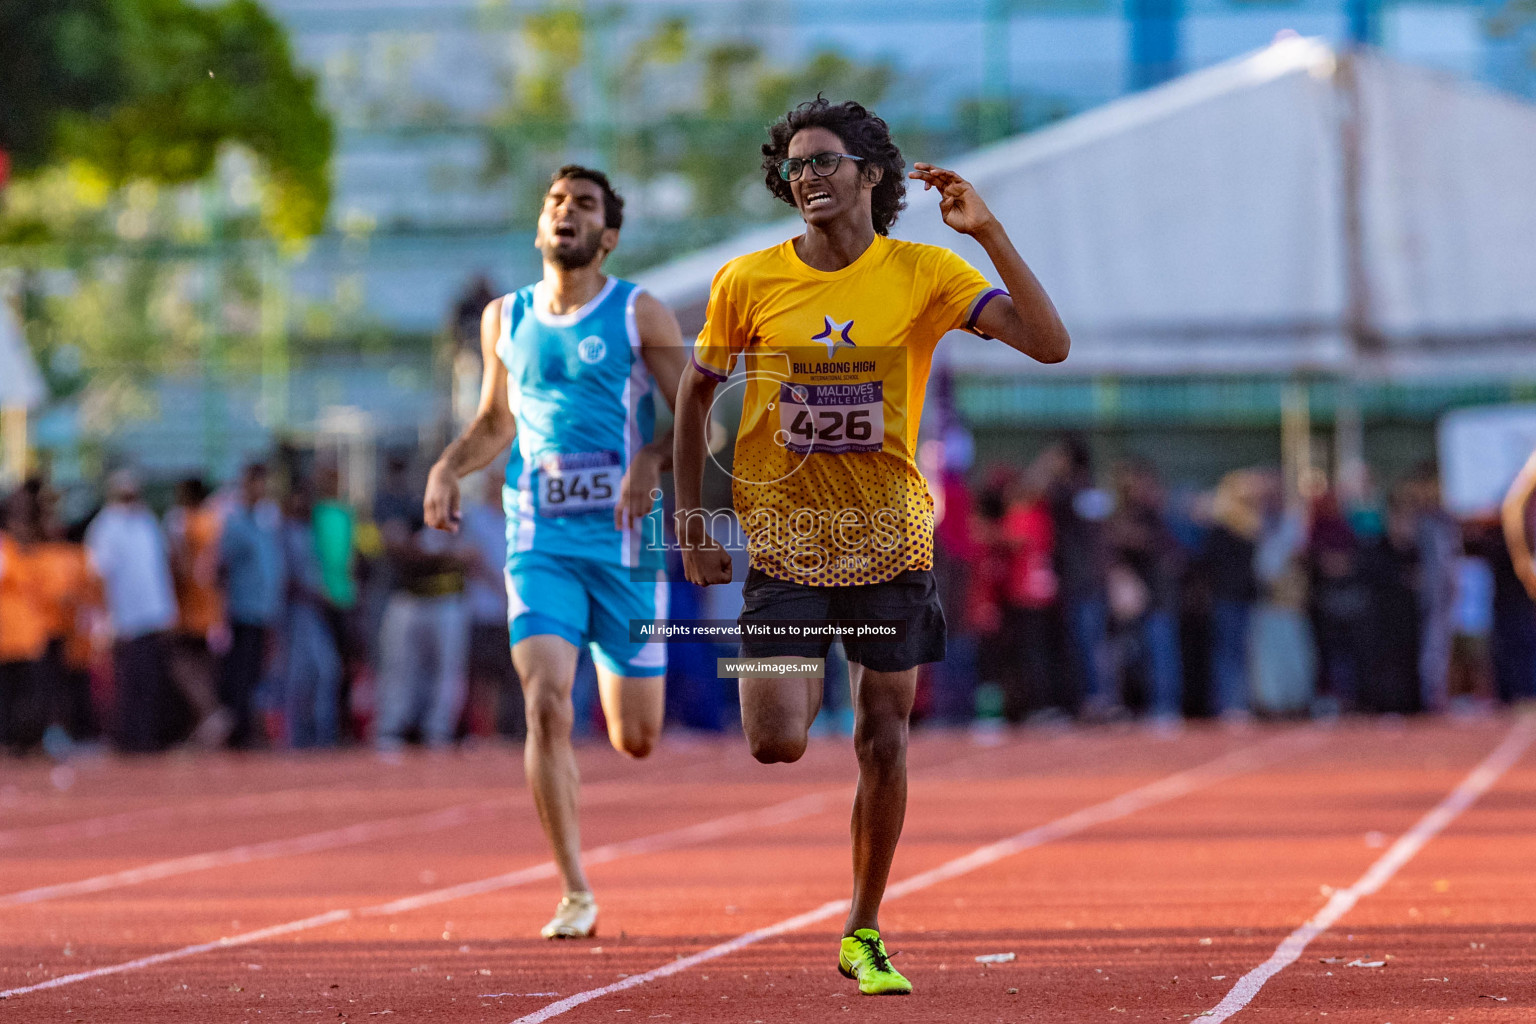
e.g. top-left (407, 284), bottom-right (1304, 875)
top-left (0, 534), bottom-right (52, 664)
top-left (35, 540), bottom-right (103, 668)
top-left (168, 504), bottom-right (224, 637)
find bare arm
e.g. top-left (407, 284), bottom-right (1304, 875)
top-left (673, 361), bottom-right (732, 585)
top-left (909, 162), bottom-right (1070, 364)
top-left (424, 300), bottom-right (517, 533)
top-left (613, 292), bottom-right (687, 530)
top-left (1502, 450), bottom-right (1536, 600)
top-left (636, 291), bottom-right (687, 464)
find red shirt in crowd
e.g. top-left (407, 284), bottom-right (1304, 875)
top-left (1001, 500), bottom-right (1058, 610)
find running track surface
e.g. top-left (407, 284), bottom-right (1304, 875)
top-left (1, 716), bottom-right (1532, 1022)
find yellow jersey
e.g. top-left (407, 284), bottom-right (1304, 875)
top-left (693, 233), bottom-right (1001, 586)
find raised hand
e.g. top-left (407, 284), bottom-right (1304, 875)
top-left (909, 162), bottom-right (997, 237)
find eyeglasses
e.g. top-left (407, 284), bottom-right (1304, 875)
top-left (777, 152), bottom-right (865, 182)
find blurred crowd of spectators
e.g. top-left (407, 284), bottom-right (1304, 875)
top-left (927, 436), bottom-right (1536, 730)
top-left (3, 434), bottom-right (1534, 759)
top-left (0, 455), bottom-right (522, 757)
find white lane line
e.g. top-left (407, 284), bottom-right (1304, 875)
top-left (509, 729), bottom-right (1323, 1024)
top-left (0, 799), bottom-right (512, 907)
top-left (1199, 717), bottom-right (1534, 1023)
top-left (0, 789), bottom-right (331, 851)
top-left (0, 744), bottom-right (732, 853)
top-left (0, 910), bottom-right (353, 1000)
top-left (0, 773), bottom-right (687, 907)
top-left (0, 790), bottom-right (840, 1000)
top-left (360, 792), bottom-right (832, 918)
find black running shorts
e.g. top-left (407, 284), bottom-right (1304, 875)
top-left (737, 567), bottom-right (947, 672)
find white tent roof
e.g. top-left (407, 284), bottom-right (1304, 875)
top-left (0, 300), bottom-right (45, 409)
top-left (636, 37), bottom-right (1536, 379)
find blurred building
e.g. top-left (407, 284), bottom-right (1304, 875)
top-left (637, 38), bottom-right (1536, 484)
top-left (33, 359), bottom-right (435, 489)
top-left (31, 2), bottom-right (1534, 485)
top-left (260, 0), bottom-right (1534, 331)
top-left (0, 291), bottom-right (47, 485)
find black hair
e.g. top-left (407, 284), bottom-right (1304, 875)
top-left (760, 97), bottom-right (907, 236)
top-left (177, 475), bottom-right (210, 504)
top-left (1056, 433), bottom-right (1093, 474)
top-left (976, 487), bottom-right (1007, 522)
top-left (65, 516), bottom-right (91, 544)
top-left (3, 486), bottom-right (42, 534)
top-left (551, 165), bottom-right (624, 231)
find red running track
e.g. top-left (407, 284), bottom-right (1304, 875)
top-left (0, 716), bottom-right (1532, 1022)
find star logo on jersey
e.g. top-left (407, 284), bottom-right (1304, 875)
top-left (811, 316), bottom-right (856, 358)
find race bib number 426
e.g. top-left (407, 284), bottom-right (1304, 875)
top-left (779, 381), bottom-right (884, 455)
top-left (537, 450), bottom-right (620, 516)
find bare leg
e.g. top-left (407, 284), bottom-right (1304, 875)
top-left (595, 667), bottom-right (665, 758)
top-left (843, 663), bottom-right (917, 936)
top-left (739, 672), bottom-right (822, 763)
top-left (513, 635), bottom-right (588, 894)
top-left (166, 637), bottom-right (233, 748)
top-left (166, 638), bottom-right (219, 719)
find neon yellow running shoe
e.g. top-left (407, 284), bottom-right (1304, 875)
top-left (838, 928), bottom-right (912, 995)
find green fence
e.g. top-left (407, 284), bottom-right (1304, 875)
top-left (957, 376), bottom-right (1536, 428)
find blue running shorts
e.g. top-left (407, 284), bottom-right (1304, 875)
top-left (505, 550), bottom-right (668, 678)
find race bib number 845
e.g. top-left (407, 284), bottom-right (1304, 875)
top-left (779, 381), bottom-right (884, 455)
top-left (537, 450), bottom-right (620, 516)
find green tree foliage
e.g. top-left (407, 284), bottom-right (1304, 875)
top-left (680, 46), bottom-right (894, 220)
top-left (486, 4), bottom-right (894, 238)
top-left (0, 0), bottom-right (332, 242)
top-left (480, 5), bottom-right (1068, 267)
top-left (0, 1), bottom-right (124, 173)
top-left (483, 4), bottom-right (590, 182)
top-left (0, 0), bottom-right (334, 418)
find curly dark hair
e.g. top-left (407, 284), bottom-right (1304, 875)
top-left (760, 97), bottom-right (907, 236)
top-left (551, 164), bottom-right (624, 231)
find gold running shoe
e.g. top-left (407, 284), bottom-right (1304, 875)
top-left (540, 891), bottom-right (598, 939)
top-left (838, 928), bottom-right (912, 995)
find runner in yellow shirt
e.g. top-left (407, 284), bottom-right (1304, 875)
top-left (673, 97), bottom-right (1070, 995)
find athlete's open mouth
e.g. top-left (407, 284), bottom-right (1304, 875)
top-left (554, 223), bottom-right (577, 239)
top-left (805, 191), bottom-right (832, 209)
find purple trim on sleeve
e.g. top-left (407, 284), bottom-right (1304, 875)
top-left (691, 351), bottom-right (729, 382)
top-left (964, 288), bottom-right (1008, 339)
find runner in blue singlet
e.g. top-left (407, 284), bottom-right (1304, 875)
top-left (424, 166), bottom-right (687, 939)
